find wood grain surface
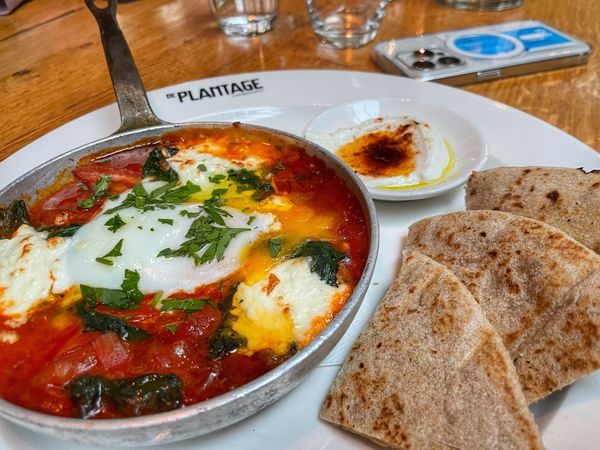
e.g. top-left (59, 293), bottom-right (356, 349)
top-left (0, 0), bottom-right (598, 162)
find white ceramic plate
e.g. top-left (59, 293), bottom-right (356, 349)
top-left (0, 70), bottom-right (599, 450)
top-left (303, 97), bottom-right (488, 201)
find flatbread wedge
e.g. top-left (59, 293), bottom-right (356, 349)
top-left (321, 251), bottom-right (542, 450)
top-left (465, 166), bottom-right (600, 253)
top-left (406, 210), bottom-right (600, 403)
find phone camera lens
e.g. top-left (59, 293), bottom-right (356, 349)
top-left (438, 56), bottom-right (462, 66)
top-left (412, 61), bottom-right (436, 70)
top-left (413, 48), bottom-right (435, 60)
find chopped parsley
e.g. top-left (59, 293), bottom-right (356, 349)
top-left (46, 223), bottom-right (82, 238)
top-left (78, 176), bottom-right (111, 210)
top-left (81, 269), bottom-right (143, 310)
top-left (158, 218), bottom-right (173, 226)
top-left (160, 298), bottom-right (214, 313)
top-left (247, 216), bottom-right (256, 225)
top-left (268, 237), bottom-right (283, 258)
top-left (208, 174), bottom-right (226, 184)
top-left (197, 163), bottom-right (207, 172)
top-left (149, 291), bottom-right (163, 309)
top-left (104, 214), bottom-right (126, 233)
top-left (104, 181), bottom-right (201, 215)
top-left (95, 239), bottom-right (123, 266)
top-left (165, 324), bottom-right (179, 334)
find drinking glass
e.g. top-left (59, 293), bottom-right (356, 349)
top-left (210, 0), bottom-right (279, 36)
top-left (435, 0), bottom-right (523, 11)
top-left (306, 0), bottom-right (389, 49)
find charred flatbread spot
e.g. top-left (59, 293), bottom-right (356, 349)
top-left (479, 231), bottom-right (487, 237)
top-left (546, 190), bottom-right (560, 203)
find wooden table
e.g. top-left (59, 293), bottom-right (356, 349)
top-left (0, 0), bottom-right (598, 163)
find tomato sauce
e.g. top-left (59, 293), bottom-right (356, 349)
top-left (0, 127), bottom-right (370, 419)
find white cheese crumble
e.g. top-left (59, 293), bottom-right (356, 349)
top-left (0, 225), bottom-right (70, 319)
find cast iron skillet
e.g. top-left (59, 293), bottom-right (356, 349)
top-left (0, 0), bottom-right (378, 446)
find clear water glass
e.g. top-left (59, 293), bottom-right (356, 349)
top-left (306, 0), bottom-right (389, 49)
top-left (435, 0), bottom-right (523, 11)
top-left (210, 0), bottom-right (279, 36)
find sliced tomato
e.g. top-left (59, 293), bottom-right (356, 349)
top-left (73, 163), bottom-right (141, 193)
top-left (28, 181), bottom-right (104, 228)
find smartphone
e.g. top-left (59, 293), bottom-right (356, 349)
top-left (373, 20), bottom-right (591, 86)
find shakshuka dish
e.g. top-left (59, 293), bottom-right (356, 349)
top-left (0, 126), bottom-right (369, 419)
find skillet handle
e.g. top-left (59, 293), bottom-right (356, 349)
top-left (85, 0), bottom-right (168, 133)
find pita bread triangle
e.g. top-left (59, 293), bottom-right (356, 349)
top-left (465, 167), bottom-right (600, 253)
top-left (321, 250), bottom-right (542, 450)
top-left (406, 210), bottom-right (600, 403)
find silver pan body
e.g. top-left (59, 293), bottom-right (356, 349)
top-left (0, 121), bottom-right (379, 446)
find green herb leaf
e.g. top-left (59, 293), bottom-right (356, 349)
top-left (75, 302), bottom-right (149, 341)
top-left (165, 324), bottom-right (179, 334)
top-left (66, 373), bottom-right (183, 419)
top-left (0, 200), bottom-right (29, 239)
top-left (149, 291), bottom-right (163, 309)
top-left (104, 181), bottom-right (201, 215)
top-left (268, 237), bottom-right (283, 258)
top-left (161, 181), bottom-right (202, 203)
top-left (95, 239), bottom-right (123, 266)
top-left (227, 168), bottom-right (274, 201)
top-left (46, 223), bottom-right (82, 238)
top-left (247, 216), bottom-right (256, 225)
top-left (81, 285), bottom-right (130, 309)
top-left (78, 176), bottom-right (111, 210)
top-left (158, 218), bottom-right (173, 226)
top-left (208, 174), bottom-right (226, 184)
top-left (288, 241), bottom-right (347, 286)
top-left (197, 163), bottom-right (207, 172)
top-left (121, 269), bottom-right (144, 304)
top-left (104, 214), bottom-right (126, 233)
top-left (142, 148), bottom-right (179, 182)
top-left (160, 298), bottom-right (214, 313)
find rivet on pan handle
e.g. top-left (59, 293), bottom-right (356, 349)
top-left (85, 0), bottom-right (168, 133)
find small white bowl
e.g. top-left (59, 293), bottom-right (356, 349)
top-left (304, 97), bottom-right (488, 201)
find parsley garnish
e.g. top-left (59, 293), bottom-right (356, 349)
top-left (95, 239), bottom-right (123, 266)
top-left (149, 291), bottom-right (163, 309)
top-left (197, 163), bottom-right (207, 172)
top-left (268, 237), bottom-right (283, 258)
top-left (81, 269), bottom-right (143, 310)
top-left (121, 269), bottom-right (144, 304)
top-left (247, 216), bottom-right (256, 225)
top-left (165, 324), bottom-right (179, 334)
top-left (158, 218), bottom-right (174, 225)
top-left (104, 181), bottom-right (201, 215)
top-left (78, 176), bottom-right (111, 210)
top-left (289, 241), bottom-right (347, 286)
top-left (104, 214), bottom-right (126, 233)
top-left (160, 298), bottom-right (214, 313)
top-left (46, 223), bottom-right (82, 238)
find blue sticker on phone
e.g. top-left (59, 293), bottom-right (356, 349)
top-left (503, 26), bottom-right (571, 50)
top-left (453, 34), bottom-right (518, 56)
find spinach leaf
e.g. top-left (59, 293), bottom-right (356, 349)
top-left (0, 200), bottom-right (29, 239)
top-left (208, 286), bottom-right (246, 359)
top-left (76, 302), bottom-right (149, 341)
top-left (66, 373), bottom-right (183, 419)
top-left (160, 298), bottom-right (213, 313)
top-left (227, 168), bottom-right (274, 200)
top-left (46, 223), bottom-right (82, 238)
top-left (78, 176), bottom-right (111, 210)
top-left (288, 241), bottom-right (347, 287)
top-left (142, 148), bottom-right (179, 182)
